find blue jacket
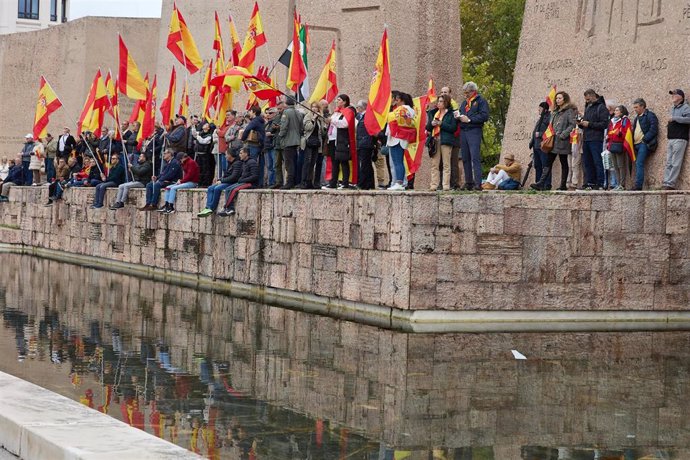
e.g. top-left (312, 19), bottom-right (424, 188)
top-left (106, 162), bottom-right (126, 185)
top-left (459, 94), bottom-right (489, 131)
top-left (158, 158), bottom-right (182, 184)
top-left (242, 117), bottom-right (266, 145)
top-left (5, 164), bottom-right (24, 185)
top-left (632, 109), bottom-right (659, 151)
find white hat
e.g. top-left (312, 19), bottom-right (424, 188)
top-left (25, 133), bottom-right (33, 138)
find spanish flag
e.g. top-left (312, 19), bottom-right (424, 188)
top-left (137, 75), bottom-right (156, 148)
top-left (286, 11), bottom-right (307, 94)
top-left (77, 69), bottom-right (109, 136)
top-left (364, 28), bottom-right (392, 136)
top-left (178, 79), bottom-right (189, 118)
top-left (622, 117), bottom-right (636, 162)
top-left (403, 95), bottom-right (428, 180)
top-left (160, 66), bottom-right (176, 126)
top-left (546, 84), bottom-right (557, 110)
top-left (237, 2), bottom-right (266, 73)
top-left (200, 61), bottom-right (215, 121)
top-left (214, 91), bottom-right (233, 127)
top-left (309, 40), bottom-right (338, 104)
top-left (427, 79), bottom-right (437, 103)
top-left (33, 76), bottom-right (62, 140)
top-left (228, 15), bottom-right (242, 67)
top-left (211, 66), bottom-right (254, 93)
top-left (167, 3), bottom-right (203, 74)
top-left (103, 71), bottom-right (115, 117)
top-left (129, 73), bottom-right (149, 124)
top-left (542, 122), bottom-right (555, 141)
top-left (213, 12), bottom-right (226, 75)
top-left (118, 35), bottom-right (148, 101)
top-left (245, 66), bottom-right (282, 102)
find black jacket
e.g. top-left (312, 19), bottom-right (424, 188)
top-left (356, 112), bottom-right (375, 150)
top-left (221, 159), bottom-right (243, 184)
top-left (5, 164), bottom-right (24, 185)
top-left (237, 157), bottom-right (259, 186)
top-left (582, 96), bottom-right (609, 142)
top-left (530, 110), bottom-right (551, 150)
top-left (130, 160), bottom-right (152, 184)
top-left (158, 159), bottom-right (182, 184)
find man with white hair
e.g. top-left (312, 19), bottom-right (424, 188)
top-left (456, 82), bottom-right (489, 190)
top-left (20, 134), bottom-right (35, 185)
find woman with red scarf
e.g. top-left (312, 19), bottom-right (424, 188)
top-left (386, 91), bottom-right (416, 191)
top-left (605, 105), bottom-right (631, 190)
top-left (325, 94), bottom-right (357, 189)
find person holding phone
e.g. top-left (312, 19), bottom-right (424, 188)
top-left (457, 82), bottom-right (489, 190)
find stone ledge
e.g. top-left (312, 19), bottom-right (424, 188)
top-left (0, 371), bottom-right (200, 460)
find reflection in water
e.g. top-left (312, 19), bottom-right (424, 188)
top-left (0, 255), bottom-right (689, 460)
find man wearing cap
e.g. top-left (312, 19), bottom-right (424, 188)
top-left (57, 127), bottom-right (76, 160)
top-left (20, 134), bottom-right (35, 185)
top-left (165, 116), bottom-right (189, 155)
top-left (481, 153), bottom-right (522, 190)
top-left (662, 89), bottom-right (690, 190)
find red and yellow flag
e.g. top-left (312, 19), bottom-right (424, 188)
top-left (427, 79), bottom-right (437, 103)
top-left (33, 76), bottom-right (62, 140)
top-left (160, 67), bottom-right (176, 126)
top-left (211, 66), bottom-right (254, 93)
top-left (237, 2), bottom-right (266, 73)
top-left (542, 122), bottom-right (555, 141)
top-left (309, 40), bottom-right (338, 104)
top-left (546, 84), bottom-right (557, 110)
top-left (200, 61), bottom-right (215, 121)
top-left (78, 69), bottom-right (109, 136)
top-left (228, 15), bottom-right (242, 66)
top-left (403, 95), bottom-right (428, 181)
top-left (103, 71), bottom-right (116, 117)
top-left (214, 91), bottom-right (233, 127)
top-left (178, 79), bottom-right (189, 118)
top-left (622, 117), bottom-right (636, 162)
top-left (167, 3), bottom-right (203, 74)
top-left (286, 12), bottom-right (307, 94)
top-left (364, 28), bottom-right (392, 136)
top-left (129, 73), bottom-right (149, 124)
top-left (137, 75), bottom-right (157, 148)
top-left (213, 12), bottom-right (226, 75)
top-left (118, 35), bottom-right (148, 101)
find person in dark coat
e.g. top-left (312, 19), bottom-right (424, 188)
top-left (91, 154), bottom-right (126, 209)
top-left (458, 82), bottom-right (490, 190)
top-left (278, 99), bottom-right (303, 189)
top-left (198, 150), bottom-right (244, 217)
top-left (191, 122), bottom-right (215, 187)
top-left (218, 148), bottom-right (259, 216)
top-left (355, 101), bottom-right (377, 190)
top-left (577, 89), bottom-right (609, 189)
top-left (529, 101), bottom-right (552, 189)
top-left (140, 149), bottom-right (182, 210)
top-left (109, 153), bottom-right (152, 209)
top-left (631, 98), bottom-right (659, 190)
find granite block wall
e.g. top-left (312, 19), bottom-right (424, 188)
top-left (0, 187), bottom-right (688, 312)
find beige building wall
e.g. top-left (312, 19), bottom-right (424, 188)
top-left (0, 0), bottom-right (70, 35)
top-left (0, 16), bottom-right (159, 158)
top-left (504, 0), bottom-right (690, 189)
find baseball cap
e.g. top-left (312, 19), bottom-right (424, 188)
top-left (25, 133), bottom-right (33, 138)
top-left (175, 114), bottom-right (187, 123)
top-left (669, 89), bottom-right (685, 98)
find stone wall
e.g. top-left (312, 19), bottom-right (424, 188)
top-left (504, 0), bottom-right (690, 189)
top-left (0, 187), bottom-right (688, 313)
top-left (0, 17), bottom-right (159, 157)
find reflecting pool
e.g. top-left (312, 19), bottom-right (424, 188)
top-left (1, 255), bottom-right (689, 459)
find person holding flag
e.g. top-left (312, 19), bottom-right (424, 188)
top-left (605, 105), bottom-right (633, 190)
top-left (529, 101), bottom-right (552, 189)
top-left (325, 94), bottom-right (357, 190)
top-left (531, 91), bottom-right (575, 191)
top-left (386, 91), bottom-right (416, 191)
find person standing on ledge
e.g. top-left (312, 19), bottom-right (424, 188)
top-left (577, 89), bottom-right (609, 190)
top-left (631, 98), bottom-right (658, 191)
top-left (662, 89), bottom-right (690, 190)
top-left (457, 82), bottom-right (489, 191)
top-left (529, 102), bottom-right (552, 190)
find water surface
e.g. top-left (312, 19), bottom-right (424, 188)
top-left (1, 255), bottom-right (688, 459)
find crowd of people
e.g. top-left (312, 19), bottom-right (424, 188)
top-left (1, 83), bottom-right (688, 214)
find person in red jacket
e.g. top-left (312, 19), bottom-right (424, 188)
top-left (158, 151), bottom-right (199, 214)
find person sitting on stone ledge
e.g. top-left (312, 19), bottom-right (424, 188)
top-left (0, 157), bottom-right (9, 181)
top-left (0, 154), bottom-right (24, 202)
top-left (157, 151), bottom-right (199, 215)
top-left (218, 147), bottom-right (258, 217)
top-left (109, 153), bottom-right (152, 210)
top-left (481, 153), bottom-right (522, 190)
top-left (139, 149), bottom-right (182, 211)
top-left (90, 154), bottom-right (125, 209)
top-left (68, 157), bottom-right (102, 188)
top-left (45, 157), bottom-right (71, 206)
top-left (197, 149), bottom-right (243, 218)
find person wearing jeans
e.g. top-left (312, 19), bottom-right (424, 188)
top-left (219, 148), bottom-right (259, 216)
top-left (159, 151), bottom-right (199, 214)
top-left (140, 149), bottom-right (182, 211)
top-left (458, 82), bottom-right (490, 190)
top-left (198, 150), bottom-right (243, 217)
top-left (109, 153), bottom-right (151, 209)
top-left (662, 89), bottom-right (690, 190)
top-left (386, 91), bottom-right (417, 191)
top-left (90, 155), bottom-right (125, 209)
top-left (577, 89), bottom-right (609, 189)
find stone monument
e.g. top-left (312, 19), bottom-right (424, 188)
top-left (504, 0), bottom-right (690, 189)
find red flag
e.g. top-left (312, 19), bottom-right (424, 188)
top-left (118, 35), bottom-right (147, 100)
top-left (160, 67), bottom-right (176, 125)
top-left (364, 29), bottom-right (392, 136)
top-left (228, 15), bottom-right (242, 66)
top-left (137, 75), bottom-right (157, 148)
top-left (236, 2), bottom-right (266, 73)
top-left (286, 11), bottom-right (307, 94)
top-left (77, 69), bottom-right (109, 137)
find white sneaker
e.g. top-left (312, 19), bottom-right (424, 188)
top-left (387, 183), bottom-right (405, 191)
